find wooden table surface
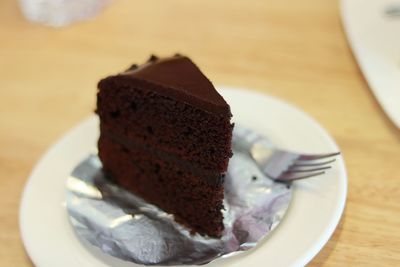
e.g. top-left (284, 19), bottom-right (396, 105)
top-left (1, 0), bottom-right (399, 266)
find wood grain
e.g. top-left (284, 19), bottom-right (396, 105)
top-left (0, 0), bottom-right (399, 266)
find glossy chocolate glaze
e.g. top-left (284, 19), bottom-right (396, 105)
top-left (100, 54), bottom-right (231, 116)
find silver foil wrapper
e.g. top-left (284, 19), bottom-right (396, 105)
top-left (66, 126), bottom-right (292, 265)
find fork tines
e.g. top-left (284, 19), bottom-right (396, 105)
top-left (277, 152), bottom-right (340, 182)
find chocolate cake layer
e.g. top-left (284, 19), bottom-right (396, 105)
top-left (97, 79), bottom-right (233, 172)
top-left (101, 130), bottom-right (224, 186)
top-left (98, 134), bottom-right (224, 237)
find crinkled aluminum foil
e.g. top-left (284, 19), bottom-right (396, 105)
top-left (66, 127), bottom-right (292, 265)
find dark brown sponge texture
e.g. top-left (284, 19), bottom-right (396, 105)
top-left (98, 134), bottom-right (224, 237)
top-left (97, 78), bottom-right (233, 172)
top-left (96, 57), bottom-right (233, 238)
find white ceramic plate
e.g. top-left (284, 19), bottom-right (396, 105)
top-left (20, 87), bottom-right (347, 267)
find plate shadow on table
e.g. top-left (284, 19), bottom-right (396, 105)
top-left (308, 208), bottom-right (346, 266)
top-left (362, 83), bottom-right (400, 139)
top-left (22, 248), bottom-right (35, 267)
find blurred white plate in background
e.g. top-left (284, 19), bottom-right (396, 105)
top-left (341, 0), bottom-right (400, 129)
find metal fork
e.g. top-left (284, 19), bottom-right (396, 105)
top-left (233, 126), bottom-right (340, 183)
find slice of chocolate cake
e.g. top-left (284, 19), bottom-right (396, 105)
top-left (96, 54), bottom-right (233, 237)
